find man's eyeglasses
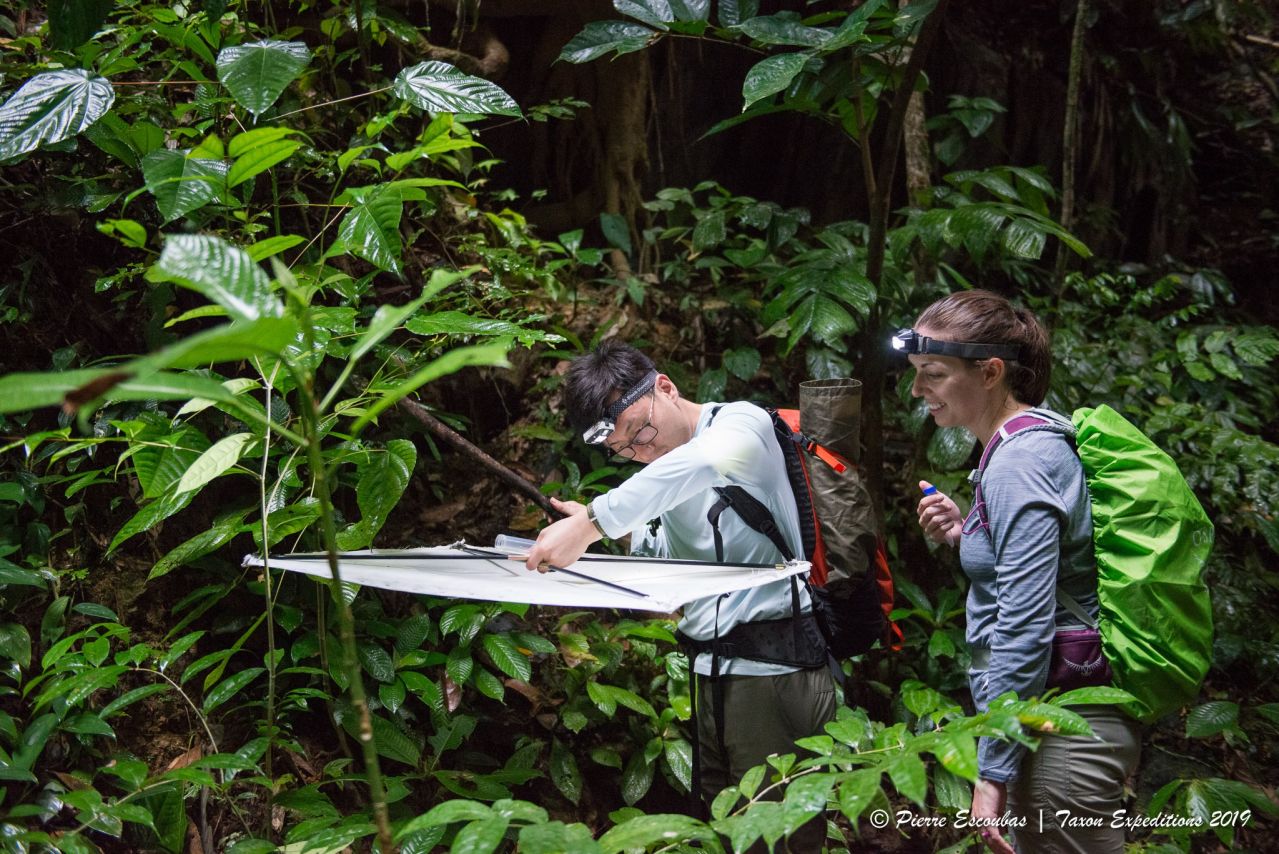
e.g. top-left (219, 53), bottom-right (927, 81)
top-left (608, 394), bottom-right (658, 460)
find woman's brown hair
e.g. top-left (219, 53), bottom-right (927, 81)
top-left (915, 290), bottom-right (1052, 405)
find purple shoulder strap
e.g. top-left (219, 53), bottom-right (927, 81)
top-left (971, 413), bottom-right (1050, 534)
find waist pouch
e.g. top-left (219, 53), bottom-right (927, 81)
top-left (1047, 628), bottom-right (1112, 691)
top-left (676, 612), bottom-right (828, 670)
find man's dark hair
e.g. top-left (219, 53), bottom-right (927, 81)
top-left (564, 341), bottom-right (656, 434)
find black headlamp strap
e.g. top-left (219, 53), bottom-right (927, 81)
top-left (603, 370), bottom-right (658, 423)
top-left (920, 337), bottom-right (1021, 361)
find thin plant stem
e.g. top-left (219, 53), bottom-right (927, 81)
top-left (274, 87), bottom-right (392, 121)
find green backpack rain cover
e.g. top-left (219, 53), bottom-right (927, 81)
top-left (1073, 404), bottom-right (1215, 722)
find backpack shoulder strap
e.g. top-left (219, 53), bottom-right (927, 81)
top-left (972, 412), bottom-right (1051, 531)
top-left (707, 486), bottom-right (795, 563)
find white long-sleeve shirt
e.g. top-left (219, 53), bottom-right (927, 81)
top-left (590, 401), bottom-right (811, 676)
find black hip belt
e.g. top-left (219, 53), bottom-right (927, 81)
top-left (675, 611), bottom-right (828, 670)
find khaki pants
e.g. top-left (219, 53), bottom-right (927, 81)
top-left (1007, 704), bottom-right (1142, 854)
top-left (696, 667), bottom-right (837, 853)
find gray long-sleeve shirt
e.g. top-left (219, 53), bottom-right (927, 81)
top-left (959, 408), bottom-right (1099, 783)
top-left (589, 401), bottom-right (810, 676)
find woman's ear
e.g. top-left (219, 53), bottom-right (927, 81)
top-left (979, 358), bottom-right (1007, 389)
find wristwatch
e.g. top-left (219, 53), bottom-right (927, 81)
top-left (585, 502), bottom-right (607, 538)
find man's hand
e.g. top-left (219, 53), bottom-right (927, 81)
top-left (971, 778), bottom-right (1015, 854)
top-left (916, 481), bottom-right (963, 548)
top-left (524, 497), bottom-right (602, 572)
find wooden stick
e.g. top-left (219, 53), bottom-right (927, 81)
top-left (396, 396), bottom-right (563, 521)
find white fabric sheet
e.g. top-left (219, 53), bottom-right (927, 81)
top-left (244, 546), bottom-right (809, 612)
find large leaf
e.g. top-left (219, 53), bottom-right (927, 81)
top-left (405, 310), bottom-right (559, 346)
top-left (735, 14), bottom-right (833, 47)
top-left (481, 633), bottom-right (532, 682)
top-left (227, 127), bottom-right (301, 188)
top-left (49, 0), bottom-right (115, 51)
top-left (154, 235), bottom-right (281, 322)
top-left (350, 341), bottom-right (511, 433)
top-left (336, 185), bottom-right (404, 274)
top-left (175, 433), bottom-right (256, 494)
top-left (0, 69), bottom-right (115, 160)
top-left (718, 0), bottom-right (759, 27)
top-left (550, 738), bottom-right (583, 806)
top-left (614, 0), bottom-right (673, 30)
top-left (109, 490), bottom-right (197, 553)
top-left (216, 40), bottom-right (311, 117)
top-left (151, 509), bottom-right (251, 580)
top-left (393, 61), bottom-right (521, 117)
top-left (141, 149), bottom-right (231, 223)
top-left (598, 814), bottom-right (713, 853)
top-left (741, 53), bottom-right (811, 111)
top-left (130, 317), bottom-right (299, 373)
top-left (558, 22), bottom-right (656, 64)
top-left (129, 422), bottom-right (212, 498)
top-left (0, 369), bottom-right (259, 418)
top-left (335, 439), bottom-right (417, 550)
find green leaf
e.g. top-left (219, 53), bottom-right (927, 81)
top-left (722, 347), bottom-right (760, 380)
top-left (558, 21), bottom-right (657, 64)
top-left (933, 764), bottom-right (970, 811)
top-left (48, 0), bottom-right (115, 50)
top-left (336, 440), bottom-right (416, 550)
top-left (663, 738), bottom-right (693, 791)
top-left (1002, 218), bottom-right (1047, 259)
top-left (741, 53), bottom-right (810, 111)
top-left (109, 490), bottom-right (196, 553)
top-left (216, 40), bottom-right (311, 117)
top-left (97, 218), bottom-right (147, 249)
top-left (887, 753), bottom-right (927, 806)
top-left (550, 738), bottom-right (583, 805)
top-left (359, 644), bottom-right (396, 683)
top-left (452, 816), bottom-right (510, 854)
top-left (600, 212), bottom-right (633, 256)
top-left (393, 61), bottom-right (521, 117)
top-left (175, 433), bottom-right (255, 494)
top-left (0, 560), bottom-right (47, 589)
top-left (336, 185), bottom-right (404, 274)
top-left (350, 341), bottom-right (511, 434)
top-left (1186, 701), bottom-right (1240, 739)
top-left (0, 69), bottom-right (115, 160)
top-left (932, 732), bottom-right (978, 780)
top-left (0, 623), bottom-right (32, 669)
top-left (203, 667), bottom-right (264, 712)
top-left (405, 310), bottom-right (559, 347)
top-left (620, 750), bottom-right (655, 805)
top-left (518, 822), bottom-right (601, 854)
top-left (735, 14), bottom-right (833, 47)
top-left (615, 0), bottom-right (672, 30)
top-left (141, 149), bottom-right (230, 223)
top-left (154, 234), bottom-right (281, 322)
top-left (246, 234), bottom-right (305, 262)
top-left (1050, 686), bottom-right (1138, 707)
top-left (927, 425), bottom-right (977, 470)
top-left (481, 633), bottom-right (532, 682)
top-left (692, 209), bottom-right (726, 252)
top-left (719, 1), bottom-right (759, 27)
top-left (394, 613), bottom-right (432, 655)
top-left (342, 712), bottom-right (422, 767)
top-left (598, 814), bottom-right (713, 853)
top-left (227, 134), bottom-right (301, 187)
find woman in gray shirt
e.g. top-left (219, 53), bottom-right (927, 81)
top-left (905, 291), bottom-right (1140, 854)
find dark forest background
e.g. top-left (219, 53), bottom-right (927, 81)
top-left (1, 1), bottom-right (1277, 851)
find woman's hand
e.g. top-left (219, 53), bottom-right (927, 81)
top-left (917, 481), bottom-right (963, 548)
top-left (971, 778), bottom-right (1015, 854)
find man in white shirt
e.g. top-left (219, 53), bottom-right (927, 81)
top-left (525, 341), bottom-right (835, 850)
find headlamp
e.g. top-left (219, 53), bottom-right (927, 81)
top-left (890, 328), bottom-right (1021, 361)
top-left (582, 370), bottom-right (658, 445)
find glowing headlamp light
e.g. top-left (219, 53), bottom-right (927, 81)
top-left (890, 328), bottom-right (1021, 361)
top-left (582, 370), bottom-right (658, 445)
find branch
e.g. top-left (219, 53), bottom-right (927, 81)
top-left (1055, 0), bottom-right (1089, 285)
top-left (397, 396), bottom-right (563, 520)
